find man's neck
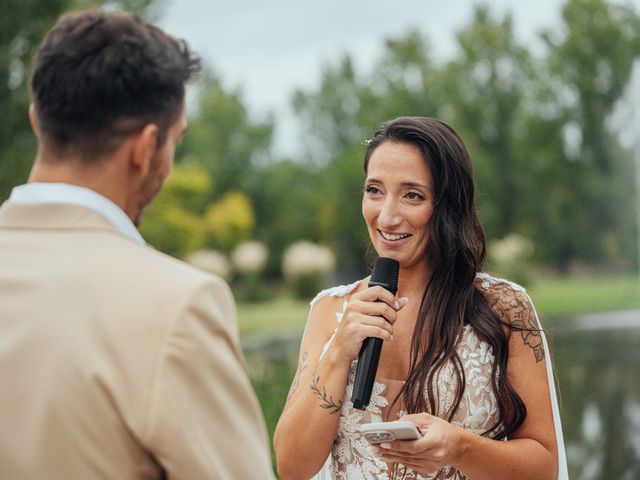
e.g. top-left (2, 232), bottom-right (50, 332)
top-left (28, 155), bottom-right (129, 218)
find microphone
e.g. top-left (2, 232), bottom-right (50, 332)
top-left (352, 257), bottom-right (399, 410)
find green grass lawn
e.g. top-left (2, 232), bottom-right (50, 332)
top-left (237, 296), bottom-right (310, 335)
top-left (528, 274), bottom-right (640, 319)
top-left (238, 274), bottom-right (640, 335)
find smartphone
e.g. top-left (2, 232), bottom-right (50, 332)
top-left (359, 420), bottom-right (422, 444)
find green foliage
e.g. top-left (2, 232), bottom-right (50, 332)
top-left (178, 71), bottom-right (274, 197)
top-left (203, 191), bottom-right (255, 252)
top-left (248, 359), bottom-right (291, 472)
top-left (441, 7), bottom-right (535, 239)
top-left (249, 160), bottom-right (326, 275)
top-left (488, 233), bottom-right (535, 287)
top-left (233, 272), bottom-right (270, 303)
top-left (536, 0), bottom-right (640, 267)
top-left (140, 162), bottom-right (211, 257)
top-left (141, 204), bottom-right (205, 258)
top-left (142, 166), bottom-right (257, 257)
top-left (286, 272), bottom-right (323, 301)
top-left (319, 144), bottom-right (370, 270)
top-left (160, 159), bottom-right (212, 212)
top-left (293, 56), bottom-right (368, 163)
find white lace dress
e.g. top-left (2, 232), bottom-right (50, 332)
top-left (310, 273), bottom-right (569, 480)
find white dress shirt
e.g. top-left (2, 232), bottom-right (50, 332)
top-left (9, 182), bottom-right (145, 245)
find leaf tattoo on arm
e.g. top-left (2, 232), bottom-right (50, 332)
top-left (309, 373), bottom-right (343, 414)
top-left (487, 284), bottom-right (545, 363)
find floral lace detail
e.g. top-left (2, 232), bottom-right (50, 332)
top-left (310, 281), bottom-right (361, 308)
top-left (332, 363), bottom-right (390, 479)
top-left (476, 272), bottom-right (525, 293)
top-left (319, 275), bottom-right (504, 480)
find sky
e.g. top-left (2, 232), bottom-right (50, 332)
top-left (158, 0), bottom-right (640, 156)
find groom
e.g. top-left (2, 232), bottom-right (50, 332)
top-left (0, 9), bottom-right (274, 479)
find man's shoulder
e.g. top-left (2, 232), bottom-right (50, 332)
top-left (65, 231), bottom-right (225, 303)
top-left (115, 240), bottom-right (223, 289)
top-left (90, 239), bottom-right (234, 335)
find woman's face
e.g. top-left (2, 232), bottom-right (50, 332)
top-left (362, 140), bottom-right (434, 270)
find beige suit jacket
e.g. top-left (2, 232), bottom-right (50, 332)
top-left (0, 201), bottom-right (275, 479)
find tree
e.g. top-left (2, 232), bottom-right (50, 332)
top-left (544, 0), bottom-right (640, 267)
top-left (249, 159), bottom-right (325, 276)
top-left (293, 55), bottom-right (369, 165)
top-left (140, 162), bottom-right (210, 257)
top-left (439, 6), bottom-right (537, 240)
top-left (177, 70), bottom-right (274, 200)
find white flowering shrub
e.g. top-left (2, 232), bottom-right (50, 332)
top-left (230, 241), bottom-right (269, 302)
top-left (232, 241), bottom-right (268, 274)
top-left (488, 233), bottom-right (534, 286)
top-left (489, 233), bottom-right (534, 264)
top-left (282, 241), bottom-right (336, 299)
top-left (185, 249), bottom-right (232, 281)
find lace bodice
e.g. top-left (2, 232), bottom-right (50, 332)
top-left (313, 274), bottom-right (513, 480)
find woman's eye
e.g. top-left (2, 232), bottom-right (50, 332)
top-left (365, 186), bottom-right (381, 195)
top-left (405, 191), bottom-right (425, 200)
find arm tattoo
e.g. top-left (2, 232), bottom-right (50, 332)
top-left (309, 373), bottom-right (343, 414)
top-left (488, 285), bottom-right (545, 363)
top-left (512, 306), bottom-right (545, 363)
top-left (287, 351), bottom-right (308, 402)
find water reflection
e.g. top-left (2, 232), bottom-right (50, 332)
top-left (553, 311), bottom-right (640, 480)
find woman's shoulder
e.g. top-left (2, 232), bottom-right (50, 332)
top-left (475, 272), bottom-right (536, 325)
top-left (301, 279), bottom-right (367, 343)
top-left (309, 279), bottom-right (366, 307)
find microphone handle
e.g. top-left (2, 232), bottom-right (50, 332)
top-left (351, 261), bottom-right (398, 410)
top-left (352, 337), bottom-right (383, 410)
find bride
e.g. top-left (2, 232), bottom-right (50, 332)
top-left (274, 116), bottom-right (568, 480)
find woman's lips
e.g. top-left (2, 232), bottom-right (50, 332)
top-left (377, 229), bottom-right (412, 246)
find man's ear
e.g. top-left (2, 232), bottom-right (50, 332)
top-left (130, 123), bottom-right (158, 177)
top-left (28, 103), bottom-right (40, 137)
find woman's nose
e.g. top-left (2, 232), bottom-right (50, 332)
top-left (378, 198), bottom-right (402, 228)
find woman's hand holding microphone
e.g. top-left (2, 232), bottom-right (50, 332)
top-left (329, 285), bottom-right (409, 363)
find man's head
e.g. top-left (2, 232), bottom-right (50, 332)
top-left (30, 8), bottom-right (200, 158)
top-left (29, 9), bottom-right (201, 224)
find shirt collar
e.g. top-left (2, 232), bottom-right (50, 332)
top-left (9, 183), bottom-right (145, 245)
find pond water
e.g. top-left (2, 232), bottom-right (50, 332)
top-left (244, 309), bottom-right (640, 479)
top-left (553, 310), bottom-right (640, 480)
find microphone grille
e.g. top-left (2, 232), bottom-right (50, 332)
top-left (370, 257), bottom-right (399, 292)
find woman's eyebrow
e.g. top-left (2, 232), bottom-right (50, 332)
top-left (401, 181), bottom-right (429, 190)
top-left (365, 177), bottom-right (430, 190)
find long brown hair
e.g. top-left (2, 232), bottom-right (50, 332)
top-left (364, 117), bottom-right (525, 439)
